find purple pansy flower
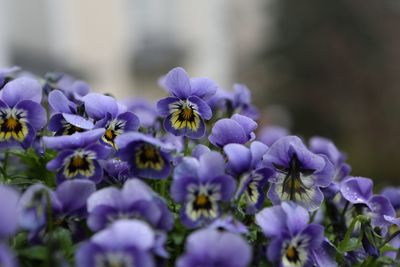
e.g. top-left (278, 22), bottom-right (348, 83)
top-left (156, 67), bottom-right (216, 139)
top-left (116, 132), bottom-right (172, 179)
top-left (209, 114), bottom-right (257, 148)
top-left (44, 129), bottom-right (112, 184)
top-left (171, 151), bottom-right (236, 228)
top-left (309, 136), bottom-right (351, 199)
top-left (82, 93), bottom-right (140, 149)
top-left (17, 180), bottom-right (95, 234)
top-left (256, 202), bottom-right (335, 267)
top-left (0, 185), bottom-right (20, 239)
top-left (176, 228), bottom-right (252, 267)
top-left (102, 159), bottom-right (130, 185)
top-left (0, 77), bottom-right (46, 149)
top-left (124, 98), bottom-right (158, 129)
top-left (232, 84), bottom-right (259, 120)
top-left (0, 244), bottom-right (17, 267)
top-left (262, 136), bottom-right (334, 211)
top-left (0, 66), bottom-right (19, 88)
top-left (208, 215), bottom-right (249, 235)
top-left (87, 179), bottom-right (173, 232)
top-left (258, 125), bottom-right (290, 147)
top-left (381, 187), bottom-right (400, 211)
top-left (340, 177), bottom-right (400, 233)
top-left (76, 219), bottom-right (157, 267)
top-left (224, 141), bottom-right (274, 213)
top-left (48, 89), bottom-right (94, 135)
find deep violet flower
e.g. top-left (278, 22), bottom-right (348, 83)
top-left (256, 202), bottom-right (336, 267)
top-left (156, 67), bottom-right (216, 139)
top-left (262, 136), bottom-right (334, 211)
top-left (75, 219), bottom-right (157, 267)
top-left (0, 77), bottom-right (46, 148)
top-left (44, 129), bottom-right (112, 184)
top-left (224, 141), bottom-right (274, 213)
top-left (0, 185), bottom-right (20, 239)
top-left (82, 93), bottom-right (140, 149)
top-left (208, 114), bottom-right (257, 148)
top-left (176, 228), bottom-right (252, 267)
top-left (47, 89), bottom-right (94, 135)
top-left (171, 151), bottom-right (236, 228)
top-left (116, 132), bottom-right (172, 179)
top-left (87, 179), bottom-right (173, 232)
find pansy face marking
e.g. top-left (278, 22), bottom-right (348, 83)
top-left (273, 154), bottom-right (316, 202)
top-left (62, 121), bottom-right (84, 135)
top-left (63, 150), bottom-right (96, 178)
top-left (95, 252), bottom-right (134, 267)
top-left (186, 183), bottom-right (221, 221)
top-left (281, 235), bottom-right (309, 267)
top-left (135, 144), bottom-right (164, 171)
top-left (244, 174), bottom-right (264, 204)
top-left (169, 100), bottom-right (200, 131)
top-left (102, 120), bottom-right (126, 148)
top-left (0, 108), bottom-right (29, 141)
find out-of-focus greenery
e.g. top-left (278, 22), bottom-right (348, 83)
top-left (245, 0), bottom-right (400, 186)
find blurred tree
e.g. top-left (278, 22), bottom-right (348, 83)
top-left (245, 0), bottom-right (400, 185)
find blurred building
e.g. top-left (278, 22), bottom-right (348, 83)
top-left (0, 0), bottom-right (266, 99)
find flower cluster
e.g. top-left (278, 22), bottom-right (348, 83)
top-left (0, 66), bottom-right (398, 267)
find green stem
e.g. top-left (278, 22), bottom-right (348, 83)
top-left (379, 230), bottom-right (400, 249)
top-left (1, 149), bottom-right (10, 181)
top-left (184, 137), bottom-right (190, 156)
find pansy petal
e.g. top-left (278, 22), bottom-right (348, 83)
top-left (256, 205), bottom-right (287, 237)
top-left (92, 219), bottom-right (155, 250)
top-left (198, 151), bottom-right (225, 181)
top-left (117, 111), bottom-right (140, 131)
top-left (56, 180), bottom-right (96, 215)
top-left (15, 100), bottom-right (46, 130)
top-left (0, 186), bottom-right (20, 239)
top-left (171, 176), bottom-right (198, 203)
top-left (190, 77), bottom-right (218, 99)
top-left (223, 143), bottom-right (251, 176)
top-left (340, 177), bottom-right (373, 204)
top-left (311, 240), bottom-right (338, 267)
top-left (48, 89), bottom-right (76, 113)
top-left (191, 144), bottom-right (210, 159)
top-left (208, 119), bottom-right (247, 147)
top-left (82, 93), bottom-right (118, 120)
top-left (302, 224), bottom-right (324, 249)
top-left (87, 187), bottom-right (123, 213)
top-left (156, 96), bottom-right (179, 116)
top-left (2, 77), bottom-right (42, 106)
top-left (250, 141), bottom-right (269, 168)
top-left (43, 129), bottom-right (105, 150)
top-left (231, 114), bottom-right (257, 137)
top-left (62, 113), bottom-right (94, 130)
top-left (164, 67), bottom-right (191, 98)
top-left (188, 96), bottom-right (212, 120)
top-left (211, 175), bottom-right (236, 201)
top-left (281, 202), bottom-right (310, 236)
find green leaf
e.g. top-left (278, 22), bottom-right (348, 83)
top-left (18, 246), bottom-right (47, 260)
top-left (338, 237), bottom-right (362, 252)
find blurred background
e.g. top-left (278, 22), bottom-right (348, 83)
top-left (0, 0), bottom-right (399, 185)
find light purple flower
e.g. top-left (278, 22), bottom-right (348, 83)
top-left (156, 67), bottom-right (216, 139)
top-left (0, 244), bottom-right (18, 267)
top-left (256, 202), bottom-right (335, 267)
top-left (44, 129), bottom-right (112, 184)
top-left (176, 228), bottom-right (252, 267)
top-left (116, 132), bottom-right (172, 179)
top-left (87, 179), bottom-right (173, 232)
top-left (309, 136), bottom-right (351, 199)
top-left (258, 125), bottom-right (289, 147)
top-left (263, 136), bottom-right (334, 211)
top-left (209, 114), bottom-right (257, 148)
top-left (0, 77), bottom-right (46, 149)
top-left (171, 151), bottom-right (236, 228)
top-left (224, 141), bottom-right (274, 213)
top-left (82, 93), bottom-right (140, 149)
top-left (47, 89), bottom-right (94, 135)
top-left (0, 185), bottom-right (20, 239)
top-left (75, 219), bottom-right (157, 267)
